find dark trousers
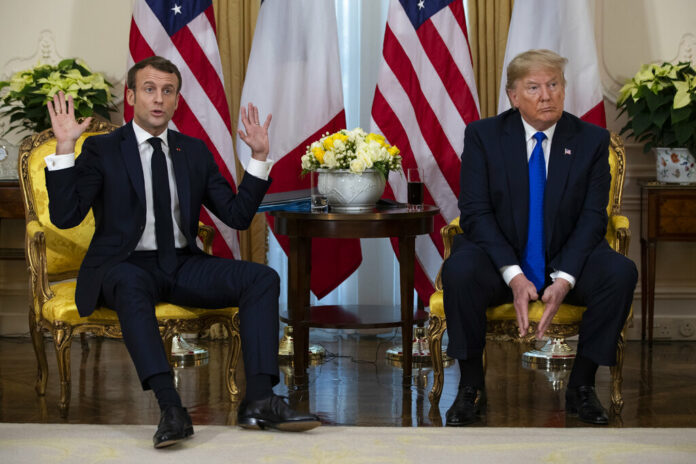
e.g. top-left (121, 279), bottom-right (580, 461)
top-left (441, 236), bottom-right (638, 366)
top-left (100, 250), bottom-right (280, 389)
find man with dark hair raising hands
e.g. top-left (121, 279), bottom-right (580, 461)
top-left (45, 55), bottom-right (320, 449)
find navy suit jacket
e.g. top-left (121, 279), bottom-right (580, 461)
top-left (45, 122), bottom-right (271, 316)
top-left (458, 109), bottom-right (611, 280)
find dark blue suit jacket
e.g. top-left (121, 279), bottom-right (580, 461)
top-left (45, 122), bottom-right (271, 316)
top-left (458, 109), bottom-right (611, 280)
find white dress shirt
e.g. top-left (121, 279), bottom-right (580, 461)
top-left (44, 121), bottom-right (274, 250)
top-left (499, 117), bottom-right (576, 289)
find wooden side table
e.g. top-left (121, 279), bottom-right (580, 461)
top-left (640, 182), bottom-right (696, 343)
top-left (0, 180), bottom-right (25, 260)
top-left (270, 205), bottom-right (439, 387)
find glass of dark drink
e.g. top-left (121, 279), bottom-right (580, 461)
top-left (407, 167), bottom-right (424, 211)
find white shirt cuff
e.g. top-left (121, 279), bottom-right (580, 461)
top-left (500, 265), bottom-right (523, 286)
top-left (246, 157), bottom-right (273, 180)
top-left (551, 270), bottom-right (576, 289)
top-left (45, 153), bottom-right (76, 171)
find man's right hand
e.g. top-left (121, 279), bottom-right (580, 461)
top-left (509, 273), bottom-right (539, 337)
top-left (47, 91), bottom-right (92, 155)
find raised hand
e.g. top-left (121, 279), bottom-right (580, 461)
top-left (237, 103), bottom-right (272, 161)
top-left (47, 91), bottom-right (92, 155)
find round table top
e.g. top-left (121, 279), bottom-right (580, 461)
top-left (269, 204), bottom-right (439, 221)
top-left (269, 205), bottom-right (440, 238)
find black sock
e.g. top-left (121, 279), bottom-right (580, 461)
top-left (458, 356), bottom-right (485, 389)
top-left (245, 374), bottom-right (274, 402)
top-left (147, 372), bottom-right (182, 411)
top-left (568, 354), bottom-right (599, 387)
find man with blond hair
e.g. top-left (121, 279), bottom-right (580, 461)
top-left (442, 49), bottom-right (637, 426)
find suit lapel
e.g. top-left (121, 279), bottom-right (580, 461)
top-left (121, 123), bottom-right (146, 207)
top-left (168, 131), bottom-right (191, 236)
top-left (544, 113), bottom-right (576, 248)
top-left (502, 111), bottom-right (529, 250)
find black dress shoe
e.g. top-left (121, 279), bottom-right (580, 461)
top-left (153, 405), bottom-right (194, 449)
top-left (445, 385), bottom-right (486, 426)
top-left (565, 386), bottom-right (609, 425)
top-left (238, 394), bottom-right (321, 432)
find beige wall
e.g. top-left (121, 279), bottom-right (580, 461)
top-left (1, 0), bottom-right (695, 338)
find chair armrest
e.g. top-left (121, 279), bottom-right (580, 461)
top-left (607, 214), bottom-right (631, 256)
top-left (197, 222), bottom-right (215, 255)
top-left (25, 220), bottom-right (54, 322)
top-left (434, 218), bottom-right (463, 291)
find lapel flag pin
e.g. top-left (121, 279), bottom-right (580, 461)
top-left (176, 147), bottom-right (181, 151)
top-left (564, 148), bottom-right (572, 155)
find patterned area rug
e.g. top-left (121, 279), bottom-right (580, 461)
top-left (1, 424), bottom-right (695, 463)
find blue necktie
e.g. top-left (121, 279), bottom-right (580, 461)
top-left (148, 137), bottom-right (177, 273)
top-left (522, 131), bottom-right (547, 291)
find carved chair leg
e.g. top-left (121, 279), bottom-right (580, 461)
top-left (79, 332), bottom-right (89, 352)
top-left (428, 316), bottom-right (446, 406)
top-left (610, 331), bottom-right (626, 415)
top-left (225, 318), bottom-right (241, 402)
top-left (53, 325), bottom-right (73, 417)
top-left (29, 311), bottom-right (48, 396)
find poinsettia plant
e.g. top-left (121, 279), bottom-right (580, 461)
top-left (616, 61), bottom-right (696, 153)
top-left (0, 58), bottom-right (115, 136)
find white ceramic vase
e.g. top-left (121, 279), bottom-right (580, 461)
top-left (317, 169), bottom-right (386, 212)
top-left (655, 147), bottom-right (696, 184)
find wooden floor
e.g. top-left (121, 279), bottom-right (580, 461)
top-left (1, 330), bottom-right (695, 428)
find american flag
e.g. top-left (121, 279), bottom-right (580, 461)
top-left (126, 0), bottom-right (241, 259)
top-left (497, 0), bottom-right (607, 127)
top-left (236, 0), bottom-right (361, 299)
top-left (371, 0), bottom-right (480, 303)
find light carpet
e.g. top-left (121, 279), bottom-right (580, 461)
top-left (1, 424), bottom-right (695, 463)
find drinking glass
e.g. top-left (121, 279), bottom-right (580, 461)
top-left (407, 167), bottom-right (424, 211)
top-left (310, 171), bottom-right (329, 213)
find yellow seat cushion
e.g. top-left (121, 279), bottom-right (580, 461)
top-left (429, 290), bottom-right (585, 324)
top-left (44, 281), bottom-right (238, 325)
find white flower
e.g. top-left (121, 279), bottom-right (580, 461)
top-left (301, 153), bottom-right (313, 170)
top-left (323, 150), bottom-right (338, 169)
top-left (350, 157), bottom-right (367, 174)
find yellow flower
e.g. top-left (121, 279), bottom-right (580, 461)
top-left (312, 146), bottom-right (325, 164)
top-left (388, 146), bottom-right (400, 157)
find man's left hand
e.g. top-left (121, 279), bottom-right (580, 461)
top-left (537, 278), bottom-right (571, 339)
top-left (238, 102), bottom-right (272, 161)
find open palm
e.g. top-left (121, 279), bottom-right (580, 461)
top-left (47, 91), bottom-right (92, 154)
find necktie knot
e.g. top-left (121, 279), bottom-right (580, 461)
top-left (533, 131), bottom-right (546, 145)
top-left (148, 137), bottom-right (163, 151)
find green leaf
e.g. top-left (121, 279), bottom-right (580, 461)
top-left (630, 111), bottom-right (653, 136)
top-left (671, 106), bottom-right (692, 124)
top-left (644, 87), bottom-right (670, 112)
top-left (674, 121), bottom-right (694, 146)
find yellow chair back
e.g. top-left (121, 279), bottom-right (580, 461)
top-left (20, 122), bottom-right (117, 278)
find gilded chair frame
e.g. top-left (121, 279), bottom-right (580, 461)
top-left (19, 121), bottom-right (242, 416)
top-left (428, 132), bottom-right (631, 415)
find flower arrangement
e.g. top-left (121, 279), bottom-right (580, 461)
top-left (0, 58), bottom-right (115, 136)
top-left (301, 128), bottom-right (402, 179)
top-left (616, 61), bottom-right (696, 153)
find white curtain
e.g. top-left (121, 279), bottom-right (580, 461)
top-left (267, 0), bottom-right (404, 315)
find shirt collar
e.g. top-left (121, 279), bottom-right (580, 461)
top-left (132, 120), bottom-right (168, 148)
top-left (520, 117), bottom-right (556, 145)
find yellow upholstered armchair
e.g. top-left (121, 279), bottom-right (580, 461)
top-left (428, 133), bottom-right (631, 414)
top-left (19, 121), bottom-right (242, 416)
